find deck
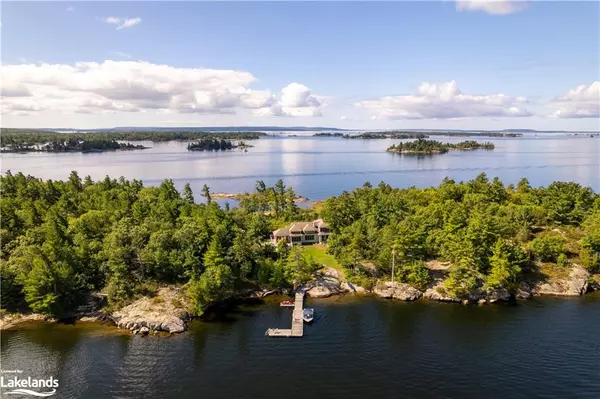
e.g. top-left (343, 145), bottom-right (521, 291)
top-left (266, 292), bottom-right (305, 338)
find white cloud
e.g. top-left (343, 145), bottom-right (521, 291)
top-left (253, 82), bottom-right (324, 117)
top-left (0, 61), bottom-right (321, 118)
top-left (102, 16), bottom-right (142, 30)
top-left (456, 0), bottom-right (529, 15)
top-left (66, 6), bottom-right (75, 12)
top-left (117, 18), bottom-right (141, 30)
top-left (548, 81), bottom-right (600, 119)
top-left (112, 51), bottom-right (133, 59)
top-left (355, 80), bottom-right (532, 120)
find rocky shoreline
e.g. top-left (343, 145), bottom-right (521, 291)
top-left (212, 192), bottom-right (310, 203)
top-left (1, 265), bottom-right (597, 334)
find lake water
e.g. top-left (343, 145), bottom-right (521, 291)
top-left (2, 294), bottom-right (600, 398)
top-left (2, 134), bottom-right (599, 199)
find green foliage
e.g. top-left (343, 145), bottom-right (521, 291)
top-left (396, 261), bottom-right (432, 291)
top-left (187, 138), bottom-right (253, 151)
top-left (444, 266), bottom-right (479, 298)
top-left (322, 173), bottom-right (597, 294)
top-left (0, 172), bottom-right (283, 316)
top-left (486, 239), bottom-right (528, 289)
top-left (529, 235), bottom-right (567, 262)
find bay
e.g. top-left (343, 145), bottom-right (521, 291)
top-left (2, 134), bottom-right (599, 199)
top-left (2, 295), bottom-right (600, 398)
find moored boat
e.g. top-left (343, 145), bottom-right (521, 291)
top-left (280, 300), bottom-right (294, 307)
top-left (303, 308), bottom-right (314, 323)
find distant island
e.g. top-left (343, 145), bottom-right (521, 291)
top-left (0, 138), bottom-right (147, 153)
top-left (343, 132), bottom-right (429, 139)
top-left (313, 132), bottom-right (345, 137)
top-left (187, 138), bottom-right (254, 151)
top-left (387, 139), bottom-right (495, 154)
top-left (0, 129), bottom-right (266, 153)
top-left (314, 131), bottom-right (522, 139)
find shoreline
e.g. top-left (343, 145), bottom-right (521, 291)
top-left (212, 192), bottom-right (310, 202)
top-left (2, 266), bottom-right (597, 333)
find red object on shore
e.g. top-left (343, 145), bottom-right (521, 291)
top-left (280, 300), bottom-right (294, 307)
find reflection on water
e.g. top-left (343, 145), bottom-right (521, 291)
top-left (2, 295), bottom-right (600, 399)
top-left (2, 135), bottom-right (598, 200)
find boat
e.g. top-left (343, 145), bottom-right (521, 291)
top-left (280, 300), bottom-right (294, 307)
top-left (303, 308), bottom-right (314, 323)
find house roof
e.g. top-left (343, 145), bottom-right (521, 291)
top-left (314, 218), bottom-right (329, 229)
top-left (273, 219), bottom-right (327, 236)
top-left (273, 227), bottom-right (290, 236)
top-left (290, 222), bottom-right (313, 233)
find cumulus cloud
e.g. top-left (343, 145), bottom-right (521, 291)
top-left (102, 16), bottom-right (142, 30)
top-left (456, 0), bottom-right (529, 15)
top-left (355, 81), bottom-right (532, 120)
top-left (0, 61), bottom-right (322, 118)
top-left (253, 83), bottom-right (324, 117)
top-left (548, 81), bottom-right (600, 118)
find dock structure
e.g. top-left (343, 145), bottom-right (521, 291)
top-left (266, 291), bottom-right (305, 337)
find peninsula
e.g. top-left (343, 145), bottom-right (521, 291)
top-left (1, 173), bottom-right (598, 335)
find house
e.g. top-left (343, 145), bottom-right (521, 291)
top-left (272, 219), bottom-right (331, 245)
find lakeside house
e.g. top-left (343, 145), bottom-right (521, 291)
top-left (272, 219), bottom-right (331, 245)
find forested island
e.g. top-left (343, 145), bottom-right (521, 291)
top-left (187, 138), bottom-right (254, 151)
top-left (343, 132), bottom-right (429, 139)
top-left (313, 132), bottom-right (345, 137)
top-left (387, 139), bottom-right (495, 154)
top-left (1, 138), bottom-right (147, 153)
top-left (1, 171), bottom-right (598, 333)
top-left (322, 131), bottom-right (521, 139)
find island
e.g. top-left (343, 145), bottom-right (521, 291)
top-left (187, 138), bottom-right (254, 151)
top-left (343, 132), bottom-right (429, 139)
top-left (313, 132), bottom-right (345, 137)
top-left (387, 139), bottom-right (495, 154)
top-left (0, 172), bottom-right (598, 335)
top-left (0, 138), bottom-right (147, 153)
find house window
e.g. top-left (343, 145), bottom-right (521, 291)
top-left (304, 235), bottom-right (315, 241)
top-left (292, 236), bottom-right (302, 243)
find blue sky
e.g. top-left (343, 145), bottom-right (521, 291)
top-left (2, 1), bottom-right (599, 130)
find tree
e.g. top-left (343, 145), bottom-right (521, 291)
top-left (529, 235), bottom-right (567, 262)
top-left (487, 239), bottom-right (527, 290)
top-left (201, 184), bottom-right (212, 204)
top-left (183, 183), bottom-right (195, 203)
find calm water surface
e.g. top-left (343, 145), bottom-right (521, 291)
top-left (2, 134), bottom-right (599, 198)
top-left (2, 295), bottom-right (600, 398)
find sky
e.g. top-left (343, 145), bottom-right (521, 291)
top-left (1, 1), bottom-right (599, 130)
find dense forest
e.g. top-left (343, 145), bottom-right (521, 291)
top-left (1, 172), bottom-right (598, 319)
top-left (0, 129), bottom-right (266, 148)
top-left (322, 176), bottom-right (599, 294)
top-left (1, 138), bottom-right (146, 153)
top-left (387, 139), bottom-right (495, 154)
top-left (0, 172), bottom-right (317, 317)
top-left (187, 139), bottom-right (253, 151)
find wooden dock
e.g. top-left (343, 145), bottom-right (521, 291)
top-left (266, 292), bottom-right (305, 337)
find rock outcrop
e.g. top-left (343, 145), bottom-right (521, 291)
top-left (340, 281), bottom-right (367, 294)
top-left (531, 265), bottom-right (590, 297)
top-left (111, 287), bottom-right (190, 334)
top-left (423, 281), bottom-right (461, 303)
top-left (374, 282), bottom-right (422, 301)
top-left (305, 268), bottom-right (343, 298)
